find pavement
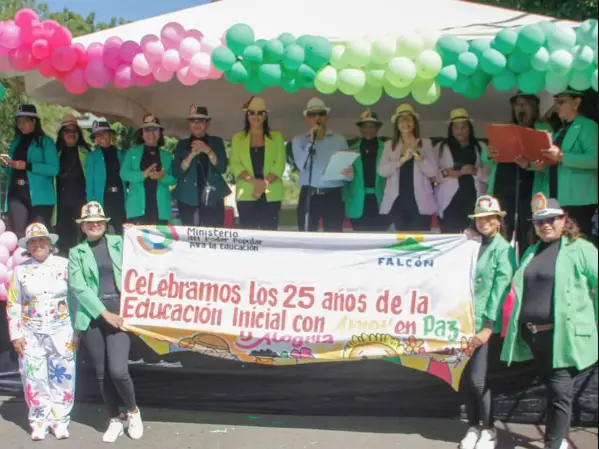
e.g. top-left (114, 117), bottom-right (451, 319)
top-left (0, 397), bottom-right (597, 449)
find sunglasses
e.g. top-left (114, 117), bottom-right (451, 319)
top-left (533, 216), bottom-right (563, 226)
top-left (189, 119), bottom-right (208, 124)
top-left (247, 110), bottom-right (267, 116)
top-left (307, 111), bottom-right (327, 118)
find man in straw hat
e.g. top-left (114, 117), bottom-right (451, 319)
top-left (292, 97), bottom-right (354, 232)
top-left (343, 108), bottom-right (388, 232)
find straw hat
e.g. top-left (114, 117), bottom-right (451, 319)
top-left (140, 113), bottom-right (164, 129)
top-left (303, 97), bottom-right (331, 116)
top-left (76, 201), bottom-right (111, 224)
top-left (242, 96), bottom-right (268, 112)
top-left (530, 193), bottom-right (565, 221)
top-left (18, 223), bottom-right (59, 249)
top-left (448, 108), bottom-right (472, 123)
top-left (60, 114), bottom-right (79, 127)
top-left (391, 104), bottom-right (419, 123)
top-left (356, 108), bottom-right (382, 127)
top-left (468, 195), bottom-right (507, 219)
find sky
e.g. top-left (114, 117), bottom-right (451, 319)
top-left (44, 0), bottom-right (215, 23)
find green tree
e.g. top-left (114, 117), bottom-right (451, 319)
top-left (471, 0), bottom-right (598, 21)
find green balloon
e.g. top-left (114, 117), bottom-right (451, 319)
top-left (508, 51), bottom-right (531, 74)
top-left (436, 64), bottom-right (458, 88)
top-left (576, 19), bottom-right (598, 48)
top-left (264, 39), bottom-right (285, 63)
top-left (296, 35), bottom-right (314, 48)
top-left (544, 72), bottom-right (569, 94)
top-left (314, 66), bottom-right (338, 94)
top-left (530, 47), bottom-right (550, 72)
top-left (517, 69), bottom-right (544, 94)
top-left (569, 68), bottom-right (593, 91)
top-left (386, 57), bottom-right (416, 88)
top-left (0, 83), bottom-right (5, 102)
top-left (226, 23), bottom-right (255, 56)
top-left (549, 50), bottom-right (573, 76)
top-left (480, 49), bottom-right (507, 75)
top-left (469, 39), bottom-right (492, 58)
top-left (457, 51), bottom-right (479, 76)
top-left (571, 45), bottom-right (594, 71)
top-left (354, 84), bottom-right (383, 106)
top-left (283, 44), bottom-right (305, 71)
top-left (244, 76), bottom-right (266, 93)
top-left (492, 71), bottom-right (517, 91)
top-left (463, 83), bottom-right (486, 100)
top-left (538, 21), bottom-right (557, 37)
top-left (416, 50), bottom-right (443, 79)
top-left (383, 78), bottom-right (411, 99)
top-left (281, 72), bottom-right (301, 93)
top-left (397, 33), bottom-right (424, 60)
top-left (453, 73), bottom-right (471, 94)
top-left (436, 35), bottom-right (469, 65)
top-left (411, 80), bottom-right (441, 105)
top-left (492, 28), bottom-right (518, 55)
top-left (304, 36), bottom-right (333, 70)
top-left (243, 45), bottom-right (263, 67)
top-left (212, 46), bottom-right (237, 72)
top-left (258, 64), bottom-right (283, 87)
top-left (254, 39), bottom-right (268, 49)
top-left (517, 25), bottom-right (545, 55)
top-left (471, 70), bottom-right (491, 89)
top-left (227, 61), bottom-right (250, 83)
top-left (548, 26), bottom-right (576, 52)
top-left (278, 32), bottom-right (296, 47)
top-left (371, 38), bottom-right (396, 65)
top-left (344, 40), bottom-right (372, 68)
top-left (592, 69), bottom-right (598, 92)
top-left (365, 68), bottom-right (386, 88)
top-left (330, 45), bottom-right (348, 70)
top-left (297, 64), bottom-right (317, 88)
top-left (338, 68), bottom-right (366, 95)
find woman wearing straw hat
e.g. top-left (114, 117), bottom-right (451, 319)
top-left (120, 114), bottom-right (176, 225)
top-left (1, 104), bottom-right (59, 239)
top-left (434, 109), bottom-right (487, 234)
top-left (377, 104), bottom-right (438, 232)
top-left (230, 97), bottom-right (286, 230)
top-left (54, 114), bottom-right (90, 254)
top-left (68, 201), bottom-right (143, 443)
top-left (502, 193), bottom-right (598, 449)
top-left (460, 196), bottom-right (515, 449)
top-left (85, 120), bottom-right (127, 234)
top-left (7, 223), bottom-right (75, 441)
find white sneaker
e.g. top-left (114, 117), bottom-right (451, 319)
top-left (102, 419), bottom-right (124, 443)
top-left (475, 428), bottom-right (498, 449)
top-left (559, 440), bottom-right (569, 449)
top-left (126, 409), bottom-right (144, 440)
top-left (459, 427), bottom-right (481, 449)
top-left (52, 423), bottom-right (70, 440)
top-left (31, 426), bottom-right (48, 441)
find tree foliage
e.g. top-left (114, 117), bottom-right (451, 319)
top-left (469, 0), bottom-right (598, 21)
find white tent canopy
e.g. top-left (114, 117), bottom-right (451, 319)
top-left (21, 0), bottom-right (578, 139)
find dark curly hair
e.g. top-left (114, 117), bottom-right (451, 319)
top-left (244, 113), bottom-right (272, 139)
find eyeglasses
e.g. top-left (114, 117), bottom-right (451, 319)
top-left (247, 110), bottom-right (267, 116)
top-left (307, 111), bottom-right (327, 118)
top-left (533, 216), bottom-right (562, 226)
top-left (189, 119), bottom-right (207, 124)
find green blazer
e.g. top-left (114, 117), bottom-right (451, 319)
top-left (229, 130), bottom-right (286, 203)
top-left (52, 146), bottom-right (89, 226)
top-left (529, 115), bottom-right (598, 206)
top-left (501, 236), bottom-right (598, 370)
top-left (120, 145), bottom-right (177, 221)
top-left (343, 139), bottom-right (386, 219)
top-left (67, 235), bottom-right (123, 332)
top-left (85, 146), bottom-right (126, 207)
top-left (3, 135), bottom-right (59, 211)
top-left (473, 234), bottom-right (516, 334)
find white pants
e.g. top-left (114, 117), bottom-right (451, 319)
top-left (19, 326), bottom-right (76, 431)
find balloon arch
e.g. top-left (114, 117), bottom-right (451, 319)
top-left (0, 8), bottom-right (597, 104)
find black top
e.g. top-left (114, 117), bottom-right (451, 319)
top-left (141, 146), bottom-right (161, 193)
top-left (250, 146), bottom-right (265, 179)
top-left (89, 237), bottom-right (120, 313)
top-left (448, 142), bottom-right (477, 194)
top-left (10, 134), bottom-right (34, 191)
top-left (519, 239), bottom-right (561, 325)
top-left (494, 163), bottom-right (534, 200)
top-left (360, 139), bottom-right (379, 189)
top-left (477, 235), bottom-right (493, 261)
top-left (101, 146), bottom-right (122, 190)
top-left (58, 146), bottom-right (86, 206)
top-left (397, 158), bottom-right (417, 211)
top-left (549, 121), bottom-right (573, 199)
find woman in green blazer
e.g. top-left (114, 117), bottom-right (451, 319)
top-left (1, 104), bottom-right (59, 238)
top-left (502, 193), bottom-right (598, 449)
top-left (120, 115), bottom-right (176, 225)
top-left (460, 195), bottom-right (516, 449)
top-left (530, 89), bottom-right (598, 240)
top-left (343, 109), bottom-right (388, 232)
top-left (68, 201), bottom-right (144, 443)
top-left (230, 97), bottom-right (286, 230)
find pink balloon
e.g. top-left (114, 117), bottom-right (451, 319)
top-left (114, 64), bottom-right (133, 89)
top-left (141, 34), bottom-right (159, 49)
top-left (39, 59), bottom-right (57, 78)
top-left (200, 36), bottom-right (222, 54)
top-left (0, 264), bottom-right (8, 285)
top-left (72, 43), bottom-right (89, 68)
top-left (190, 52), bottom-right (212, 78)
top-left (132, 72), bottom-right (155, 87)
top-left (207, 66), bottom-right (224, 80)
top-left (0, 22), bottom-right (22, 50)
top-left (0, 246), bottom-right (9, 265)
top-left (15, 9), bottom-right (38, 28)
top-left (179, 37), bottom-right (202, 62)
top-left (52, 46), bottom-right (77, 72)
top-left (161, 22), bottom-right (185, 50)
top-left (31, 39), bottom-right (50, 59)
top-left (0, 284), bottom-right (7, 302)
top-left (64, 68), bottom-right (88, 94)
top-left (120, 40), bottom-right (141, 63)
top-left (185, 29), bottom-right (204, 41)
top-left (144, 40), bottom-right (164, 63)
top-left (176, 65), bottom-right (200, 86)
top-left (104, 36), bottom-right (123, 49)
top-left (8, 47), bottom-right (37, 71)
top-left (161, 49), bottom-right (181, 72)
top-left (132, 53), bottom-right (153, 76)
top-left (7, 269), bottom-right (14, 283)
top-left (103, 45), bottom-right (122, 71)
top-left (48, 26), bottom-right (72, 49)
top-left (22, 21), bottom-right (44, 45)
top-left (5, 256), bottom-right (13, 270)
top-left (0, 219), bottom-right (6, 234)
top-left (12, 249), bottom-right (30, 267)
top-left (87, 42), bottom-right (104, 60)
top-left (85, 58), bottom-right (112, 88)
top-left (0, 232), bottom-right (18, 253)
top-left (153, 65), bottom-right (174, 83)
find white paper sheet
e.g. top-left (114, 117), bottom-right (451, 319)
top-left (320, 151), bottom-right (360, 182)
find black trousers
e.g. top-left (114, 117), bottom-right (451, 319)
top-left (237, 196), bottom-right (281, 230)
top-left (389, 197), bottom-right (432, 232)
top-left (56, 202), bottom-right (85, 255)
top-left (178, 200), bottom-right (224, 227)
top-left (440, 190), bottom-right (477, 234)
top-left (350, 194), bottom-right (389, 232)
top-left (521, 328), bottom-right (578, 449)
top-left (104, 191), bottom-right (127, 235)
top-left (495, 190), bottom-right (532, 256)
top-left (563, 205), bottom-right (596, 241)
top-left (83, 320), bottom-right (137, 419)
top-left (6, 195), bottom-right (53, 238)
top-left (297, 187), bottom-right (345, 232)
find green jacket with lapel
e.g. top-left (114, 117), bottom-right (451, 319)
top-left (343, 138), bottom-right (386, 219)
top-left (229, 130), bottom-right (286, 202)
top-left (3, 135), bottom-right (59, 211)
top-left (85, 146), bottom-right (126, 207)
top-left (473, 234), bottom-right (517, 333)
top-left (120, 145), bottom-right (177, 221)
top-left (501, 236), bottom-right (598, 370)
top-left (68, 234), bottom-right (123, 332)
top-left (528, 115), bottom-right (598, 206)
top-left (52, 146), bottom-right (89, 226)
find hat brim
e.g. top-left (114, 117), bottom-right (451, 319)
top-left (391, 112), bottom-right (420, 122)
top-left (141, 123), bottom-right (164, 130)
top-left (15, 112), bottom-right (39, 119)
top-left (76, 216), bottom-right (112, 224)
top-left (553, 91), bottom-right (584, 98)
top-left (18, 234), bottom-right (59, 249)
top-left (357, 118), bottom-right (382, 127)
top-left (90, 128), bottom-right (117, 136)
top-left (468, 211), bottom-right (507, 219)
top-left (187, 115), bottom-right (211, 120)
top-left (447, 117), bottom-right (474, 124)
top-left (530, 209), bottom-right (565, 221)
top-left (303, 107), bottom-right (331, 117)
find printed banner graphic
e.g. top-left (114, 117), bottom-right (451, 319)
top-left (121, 226), bottom-right (480, 390)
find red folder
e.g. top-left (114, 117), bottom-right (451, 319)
top-left (485, 124), bottom-right (555, 165)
